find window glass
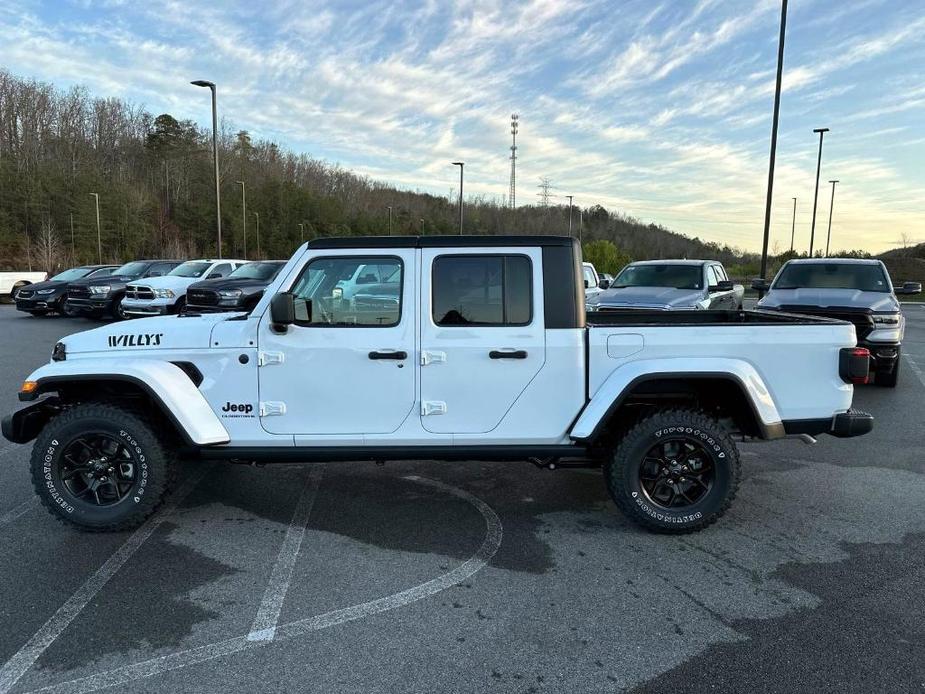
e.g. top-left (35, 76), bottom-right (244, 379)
top-left (88, 267), bottom-right (116, 278)
top-left (230, 262), bottom-right (284, 280)
top-left (211, 263), bottom-right (232, 278)
top-left (773, 263), bottom-right (889, 292)
top-left (432, 255), bottom-right (532, 326)
top-left (716, 265), bottom-right (728, 281)
top-left (112, 261), bottom-right (148, 277)
top-left (50, 268), bottom-right (92, 282)
top-left (583, 266), bottom-right (597, 288)
top-left (614, 264), bottom-right (703, 290)
top-left (290, 256), bottom-right (402, 326)
top-left (707, 266), bottom-right (720, 287)
top-left (169, 261), bottom-right (212, 278)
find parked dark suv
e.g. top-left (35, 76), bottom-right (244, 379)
top-left (186, 261), bottom-right (286, 313)
top-left (66, 259), bottom-right (182, 320)
top-left (15, 265), bottom-right (118, 316)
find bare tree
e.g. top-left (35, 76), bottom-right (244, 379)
top-left (34, 218), bottom-right (62, 273)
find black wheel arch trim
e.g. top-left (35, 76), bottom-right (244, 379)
top-left (573, 372), bottom-right (784, 444)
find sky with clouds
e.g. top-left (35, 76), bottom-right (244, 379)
top-left (1, 0), bottom-right (923, 253)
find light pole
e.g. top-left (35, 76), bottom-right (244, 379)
top-left (191, 79), bottom-right (222, 258)
top-left (759, 0), bottom-right (788, 289)
top-left (253, 211), bottom-right (260, 259)
top-left (235, 180), bottom-right (247, 260)
top-left (566, 195), bottom-right (573, 237)
top-left (824, 180), bottom-right (839, 257)
top-left (809, 126), bottom-right (830, 256)
top-left (387, 206), bottom-right (393, 236)
top-left (790, 197), bottom-right (797, 253)
top-left (420, 218), bottom-right (425, 234)
top-left (579, 208), bottom-right (583, 243)
top-left (452, 162), bottom-right (464, 234)
top-left (298, 223), bottom-right (305, 243)
top-left (89, 192), bottom-right (102, 263)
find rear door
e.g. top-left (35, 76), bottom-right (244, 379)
top-left (419, 248), bottom-right (545, 433)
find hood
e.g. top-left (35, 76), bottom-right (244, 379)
top-left (189, 277), bottom-right (271, 291)
top-left (595, 286), bottom-right (704, 309)
top-left (58, 312), bottom-right (237, 355)
top-left (70, 274), bottom-right (137, 288)
top-left (129, 274), bottom-right (200, 291)
top-left (758, 288), bottom-right (899, 313)
top-left (19, 279), bottom-right (69, 292)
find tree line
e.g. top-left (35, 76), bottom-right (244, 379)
top-left (0, 68), bottom-right (871, 277)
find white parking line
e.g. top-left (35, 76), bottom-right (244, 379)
top-left (903, 353), bottom-right (925, 388)
top-left (0, 498), bottom-right (38, 528)
top-left (0, 466), bottom-right (210, 694)
top-left (247, 465), bottom-right (325, 642)
top-left (24, 475), bottom-right (503, 694)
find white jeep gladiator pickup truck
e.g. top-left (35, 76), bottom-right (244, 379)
top-left (3, 236), bottom-right (873, 534)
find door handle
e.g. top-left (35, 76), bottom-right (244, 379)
top-left (369, 350), bottom-right (407, 360)
top-left (489, 350), bottom-right (528, 359)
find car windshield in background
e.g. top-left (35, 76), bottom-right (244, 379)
top-left (773, 263), bottom-right (889, 292)
top-left (614, 264), bottom-right (703, 290)
top-left (230, 262), bottom-right (284, 281)
top-left (169, 261), bottom-right (212, 278)
top-left (50, 268), bottom-right (92, 282)
top-left (112, 261), bottom-right (148, 277)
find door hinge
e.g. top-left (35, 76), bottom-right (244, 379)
top-left (420, 350), bottom-right (447, 366)
top-left (421, 401), bottom-right (447, 416)
top-left (258, 351), bottom-right (285, 367)
top-left (259, 401), bottom-right (287, 417)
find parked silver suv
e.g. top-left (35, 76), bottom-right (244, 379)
top-left (754, 258), bottom-right (921, 387)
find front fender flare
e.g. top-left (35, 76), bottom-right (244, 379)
top-left (569, 357), bottom-right (784, 442)
top-left (16, 359), bottom-right (230, 446)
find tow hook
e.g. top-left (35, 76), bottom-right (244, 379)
top-left (529, 457), bottom-right (559, 470)
top-left (795, 434), bottom-right (817, 445)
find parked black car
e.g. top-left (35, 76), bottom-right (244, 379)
top-left (66, 259), bottom-right (182, 320)
top-left (14, 265), bottom-right (119, 316)
top-left (185, 261), bottom-right (286, 313)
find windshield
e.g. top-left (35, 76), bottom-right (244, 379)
top-left (773, 263), bottom-right (889, 292)
top-left (229, 262), bottom-right (284, 281)
top-left (112, 261), bottom-right (149, 277)
top-left (169, 261), bottom-right (212, 278)
top-left (50, 268), bottom-right (92, 282)
top-left (614, 264), bottom-right (703, 290)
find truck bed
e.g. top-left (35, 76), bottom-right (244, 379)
top-left (586, 308), bottom-right (840, 326)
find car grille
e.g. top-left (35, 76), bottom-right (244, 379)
top-left (777, 305), bottom-right (875, 341)
top-left (187, 288), bottom-right (219, 306)
top-left (126, 285), bottom-right (154, 300)
top-left (16, 289), bottom-right (34, 298)
top-left (68, 286), bottom-right (90, 299)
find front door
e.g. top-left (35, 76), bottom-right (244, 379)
top-left (257, 249), bottom-right (416, 435)
top-left (419, 248), bottom-right (545, 434)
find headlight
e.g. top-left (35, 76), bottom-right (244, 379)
top-left (585, 303), bottom-right (598, 312)
top-left (873, 314), bottom-right (900, 325)
top-left (153, 288), bottom-right (175, 299)
top-left (219, 289), bottom-right (243, 299)
top-left (90, 285), bottom-right (111, 295)
top-left (36, 288), bottom-right (57, 295)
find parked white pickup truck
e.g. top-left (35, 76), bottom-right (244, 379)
top-left (0, 271), bottom-right (47, 300)
top-left (3, 236), bottom-right (873, 534)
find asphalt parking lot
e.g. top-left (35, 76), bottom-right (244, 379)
top-left (1, 305), bottom-right (924, 694)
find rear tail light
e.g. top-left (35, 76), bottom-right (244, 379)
top-left (839, 347), bottom-right (871, 384)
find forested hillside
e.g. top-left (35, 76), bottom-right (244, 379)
top-left (1, 69), bottom-right (765, 273)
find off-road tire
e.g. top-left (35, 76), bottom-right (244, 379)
top-left (604, 408), bottom-right (740, 533)
top-left (30, 403), bottom-right (176, 531)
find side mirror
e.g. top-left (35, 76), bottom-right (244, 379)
top-left (899, 281), bottom-right (922, 295)
top-left (751, 278), bottom-right (770, 291)
top-left (584, 279), bottom-right (590, 289)
top-left (270, 292), bottom-right (295, 331)
top-left (208, 272), bottom-right (222, 279)
top-left (714, 280), bottom-right (734, 292)
top-left (598, 278), bottom-right (611, 290)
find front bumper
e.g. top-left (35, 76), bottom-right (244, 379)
top-left (859, 339), bottom-right (901, 374)
top-left (15, 295), bottom-right (62, 312)
top-left (121, 297), bottom-right (176, 316)
top-left (66, 296), bottom-right (114, 315)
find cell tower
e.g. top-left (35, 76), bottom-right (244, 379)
top-left (536, 176), bottom-right (554, 207)
top-left (509, 114), bottom-right (519, 209)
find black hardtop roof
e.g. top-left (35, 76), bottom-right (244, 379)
top-left (306, 235), bottom-right (576, 250)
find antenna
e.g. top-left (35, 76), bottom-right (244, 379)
top-left (509, 114), bottom-right (519, 209)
